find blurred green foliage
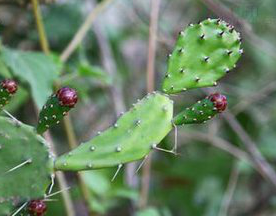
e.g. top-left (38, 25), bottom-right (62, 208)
top-left (1, 0), bottom-right (276, 215)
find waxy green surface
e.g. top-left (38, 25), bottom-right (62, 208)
top-left (163, 18), bottom-right (242, 93)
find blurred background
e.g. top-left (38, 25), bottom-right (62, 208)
top-left (1, 0), bottom-right (276, 215)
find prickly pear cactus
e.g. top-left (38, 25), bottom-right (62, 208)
top-left (0, 79), bottom-right (18, 109)
top-left (55, 92), bottom-right (173, 171)
top-left (0, 117), bottom-right (53, 215)
top-left (162, 18), bottom-right (242, 93)
top-left (173, 93), bottom-right (227, 125)
top-left (37, 87), bottom-right (78, 134)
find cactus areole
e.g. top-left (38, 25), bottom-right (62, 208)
top-left (28, 200), bottom-right (47, 216)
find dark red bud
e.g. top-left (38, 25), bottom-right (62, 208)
top-left (28, 200), bottom-right (47, 216)
top-left (56, 87), bottom-right (78, 108)
top-left (1, 79), bottom-right (18, 94)
top-left (208, 93), bottom-right (227, 112)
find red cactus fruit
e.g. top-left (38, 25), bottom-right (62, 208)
top-left (208, 93), bottom-right (227, 112)
top-left (56, 87), bottom-right (78, 108)
top-left (1, 79), bottom-right (17, 94)
top-left (28, 200), bottom-right (47, 216)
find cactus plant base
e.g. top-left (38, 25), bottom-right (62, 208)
top-left (0, 117), bottom-right (53, 215)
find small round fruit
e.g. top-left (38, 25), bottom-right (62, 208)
top-left (56, 87), bottom-right (78, 108)
top-left (28, 200), bottom-right (47, 216)
top-left (208, 93), bottom-right (227, 112)
top-left (1, 79), bottom-right (18, 94)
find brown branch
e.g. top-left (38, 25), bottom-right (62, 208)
top-left (218, 162), bottom-right (239, 216)
top-left (60, 0), bottom-right (113, 62)
top-left (139, 0), bottom-right (161, 209)
top-left (223, 112), bottom-right (276, 187)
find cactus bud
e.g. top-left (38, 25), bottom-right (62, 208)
top-left (28, 200), bottom-right (47, 216)
top-left (208, 93), bottom-right (227, 112)
top-left (56, 87), bottom-right (78, 108)
top-left (0, 79), bottom-right (18, 108)
top-left (173, 93), bottom-right (227, 125)
top-left (1, 79), bottom-right (18, 94)
top-left (37, 87), bottom-right (78, 134)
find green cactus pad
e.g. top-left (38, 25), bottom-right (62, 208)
top-left (162, 18), bottom-right (242, 94)
top-left (37, 95), bottom-right (71, 134)
top-left (0, 117), bottom-right (53, 215)
top-left (55, 92), bottom-right (173, 171)
top-left (173, 98), bottom-right (219, 125)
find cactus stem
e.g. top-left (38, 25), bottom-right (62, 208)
top-left (111, 164), bottom-right (123, 182)
top-left (6, 158), bottom-right (32, 173)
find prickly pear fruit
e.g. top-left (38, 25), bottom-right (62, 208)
top-left (28, 200), bottom-right (47, 216)
top-left (0, 79), bottom-right (18, 108)
top-left (37, 87), bottom-right (78, 134)
top-left (162, 18), bottom-right (242, 93)
top-left (55, 92), bottom-right (173, 171)
top-left (0, 117), bottom-right (53, 215)
top-left (173, 93), bottom-right (227, 125)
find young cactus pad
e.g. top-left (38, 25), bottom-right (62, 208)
top-left (37, 87), bottom-right (78, 134)
top-left (0, 79), bottom-right (18, 109)
top-left (0, 117), bottom-right (53, 215)
top-left (173, 93), bottom-right (227, 125)
top-left (55, 92), bottom-right (173, 171)
top-left (162, 18), bottom-right (242, 93)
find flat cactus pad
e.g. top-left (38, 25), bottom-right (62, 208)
top-left (55, 92), bottom-right (173, 171)
top-left (162, 18), bottom-right (242, 93)
top-left (0, 117), bottom-right (53, 215)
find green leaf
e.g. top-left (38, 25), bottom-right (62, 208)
top-left (0, 58), bottom-right (12, 78)
top-left (78, 62), bottom-right (112, 85)
top-left (1, 48), bottom-right (62, 108)
top-left (135, 207), bottom-right (160, 216)
top-left (82, 170), bottom-right (111, 196)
